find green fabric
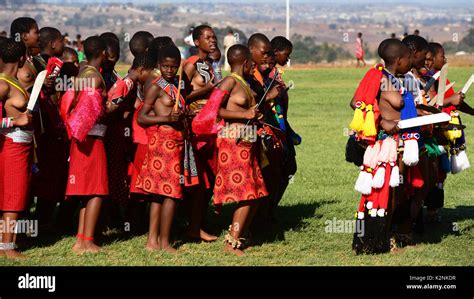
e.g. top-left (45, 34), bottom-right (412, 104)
top-left (424, 137), bottom-right (441, 158)
top-left (78, 51), bottom-right (86, 63)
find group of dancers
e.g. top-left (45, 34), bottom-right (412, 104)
top-left (0, 17), bottom-right (300, 258)
top-left (347, 34), bottom-right (473, 254)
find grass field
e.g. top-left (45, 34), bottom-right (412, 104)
top-left (1, 67), bottom-right (473, 266)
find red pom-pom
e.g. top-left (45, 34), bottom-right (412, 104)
top-left (409, 165), bottom-right (424, 188)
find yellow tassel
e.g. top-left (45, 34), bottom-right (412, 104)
top-left (445, 112), bottom-right (462, 141)
top-left (350, 101), bottom-right (365, 132)
top-left (363, 104), bottom-right (377, 137)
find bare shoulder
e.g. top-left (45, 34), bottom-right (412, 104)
top-left (89, 73), bottom-right (103, 89)
top-left (183, 62), bottom-right (196, 78)
top-left (0, 80), bottom-right (10, 99)
top-left (0, 79), bottom-right (10, 91)
top-left (144, 82), bottom-right (162, 103)
top-left (144, 74), bottom-right (159, 90)
top-left (218, 76), bottom-right (236, 93)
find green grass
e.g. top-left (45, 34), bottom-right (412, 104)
top-left (1, 67), bottom-right (473, 266)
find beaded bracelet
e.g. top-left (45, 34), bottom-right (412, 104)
top-left (0, 242), bottom-right (16, 250)
top-left (1, 117), bottom-right (14, 128)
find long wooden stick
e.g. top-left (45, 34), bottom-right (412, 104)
top-left (173, 61), bottom-right (184, 113)
top-left (236, 70), bottom-right (279, 144)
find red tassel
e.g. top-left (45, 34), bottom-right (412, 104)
top-left (353, 68), bottom-right (382, 107)
top-left (366, 186), bottom-right (379, 216)
top-left (377, 163), bottom-right (392, 211)
top-left (357, 194), bottom-right (368, 219)
top-left (358, 194), bottom-right (367, 213)
top-left (353, 67), bottom-right (383, 143)
top-left (408, 165), bottom-right (424, 188)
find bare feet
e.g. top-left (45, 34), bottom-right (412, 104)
top-left (160, 243), bottom-right (177, 254)
top-left (84, 241), bottom-right (101, 253)
top-left (4, 249), bottom-right (26, 259)
top-left (72, 239), bottom-right (82, 253)
top-left (390, 237), bottom-right (403, 254)
top-left (72, 241), bottom-right (101, 255)
top-left (145, 242), bottom-right (161, 252)
top-left (187, 229), bottom-right (218, 242)
top-left (224, 243), bottom-right (245, 256)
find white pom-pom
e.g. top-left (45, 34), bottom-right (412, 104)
top-left (403, 139), bottom-right (419, 166)
top-left (357, 212), bottom-right (365, 219)
top-left (458, 150), bottom-right (470, 169)
top-left (377, 209), bottom-right (386, 217)
top-left (366, 201), bottom-right (373, 210)
top-left (438, 145), bottom-right (447, 154)
top-left (355, 171), bottom-right (373, 195)
top-left (389, 165), bottom-right (400, 187)
top-left (371, 166), bottom-right (385, 189)
top-left (451, 150), bottom-right (471, 174)
top-left (451, 154), bottom-right (460, 174)
top-left (369, 209), bottom-right (377, 217)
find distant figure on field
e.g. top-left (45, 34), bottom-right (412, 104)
top-left (355, 32), bottom-right (366, 67)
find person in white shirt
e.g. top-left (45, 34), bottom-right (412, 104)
top-left (184, 27), bottom-right (197, 57)
top-left (223, 29), bottom-right (237, 71)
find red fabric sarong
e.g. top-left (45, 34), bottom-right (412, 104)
top-left (0, 135), bottom-right (32, 211)
top-left (136, 125), bottom-right (185, 200)
top-left (130, 143), bottom-right (148, 194)
top-left (65, 137), bottom-right (108, 196)
top-left (213, 135), bottom-right (268, 204)
top-left (356, 37), bottom-right (364, 59)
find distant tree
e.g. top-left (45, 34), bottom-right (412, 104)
top-left (442, 28), bottom-right (474, 54)
top-left (459, 28), bottom-right (474, 50)
top-left (442, 41), bottom-right (458, 53)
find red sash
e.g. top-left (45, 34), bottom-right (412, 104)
top-left (153, 75), bottom-right (186, 112)
top-left (132, 101), bottom-right (148, 144)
